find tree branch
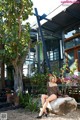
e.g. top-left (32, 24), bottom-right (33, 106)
top-left (18, 5), bottom-right (24, 39)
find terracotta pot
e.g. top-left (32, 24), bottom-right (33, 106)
top-left (6, 93), bottom-right (11, 103)
top-left (14, 96), bottom-right (19, 106)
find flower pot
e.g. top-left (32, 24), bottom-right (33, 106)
top-left (6, 93), bottom-right (11, 103)
top-left (14, 96), bottom-right (19, 106)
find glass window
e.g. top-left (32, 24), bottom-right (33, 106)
top-left (65, 40), bottom-right (75, 49)
top-left (74, 38), bottom-right (80, 45)
top-left (48, 49), bottom-right (59, 61)
top-left (65, 37), bottom-right (80, 49)
top-left (23, 68), bottom-right (28, 76)
top-left (53, 49), bottom-right (59, 60)
top-left (23, 51), bottom-right (36, 77)
top-left (50, 51), bottom-right (53, 61)
top-left (65, 30), bottom-right (75, 38)
top-left (67, 51), bottom-right (74, 69)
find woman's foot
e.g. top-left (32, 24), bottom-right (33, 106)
top-left (44, 113), bottom-right (48, 117)
top-left (36, 115), bottom-right (42, 119)
top-left (43, 109), bottom-right (48, 117)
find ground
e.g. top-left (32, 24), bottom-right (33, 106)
top-left (0, 108), bottom-right (80, 120)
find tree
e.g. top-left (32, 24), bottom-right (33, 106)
top-left (0, 0), bottom-right (33, 93)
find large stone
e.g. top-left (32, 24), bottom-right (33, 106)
top-left (47, 97), bottom-right (77, 115)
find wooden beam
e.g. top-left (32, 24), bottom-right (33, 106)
top-left (64, 33), bottom-right (80, 42)
top-left (65, 45), bottom-right (80, 52)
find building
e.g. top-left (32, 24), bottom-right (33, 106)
top-left (27, 2), bottom-right (80, 76)
top-left (0, 2), bottom-right (80, 89)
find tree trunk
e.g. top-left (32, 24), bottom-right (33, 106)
top-left (13, 65), bottom-right (23, 94)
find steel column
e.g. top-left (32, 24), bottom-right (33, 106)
top-left (34, 8), bottom-right (51, 73)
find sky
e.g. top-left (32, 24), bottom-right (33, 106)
top-left (25, 0), bottom-right (62, 27)
top-left (32, 0), bottom-right (61, 15)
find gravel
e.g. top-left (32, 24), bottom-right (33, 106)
top-left (0, 108), bottom-right (80, 120)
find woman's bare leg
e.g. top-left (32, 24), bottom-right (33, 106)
top-left (39, 94), bottom-right (57, 116)
top-left (40, 94), bottom-right (48, 113)
top-left (41, 94), bottom-right (48, 106)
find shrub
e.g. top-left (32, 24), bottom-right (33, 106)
top-left (19, 93), bottom-right (39, 112)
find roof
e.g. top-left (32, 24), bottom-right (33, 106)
top-left (42, 3), bottom-right (80, 39)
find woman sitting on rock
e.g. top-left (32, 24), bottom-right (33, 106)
top-left (36, 75), bottom-right (62, 119)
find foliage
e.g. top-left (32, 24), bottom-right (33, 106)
top-left (60, 63), bottom-right (69, 77)
top-left (0, 0), bottom-right (33, 64)
top-left (53, 59), bottom-right (80, 95)
top-left (30, 73), bottom-right (48, 94)
top-left (30, 73), bottom-right (48, 85)
top-left (64, 75), bottom-right (80, 86)
top-left (69, 59), bottom-right (78, 76)
top-left (51, 61), bottom-right (60, 77)
top-left (0, 0), bottom-right (33, 92)
top-left (19, 93), bottom-right (39, 112)
top-left (52, 66), bottom-right (60, 77)
top-left (60, 59), bottom-right (78, 77)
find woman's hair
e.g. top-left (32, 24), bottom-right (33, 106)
top-left (49, 75), bottom-right (57, 82)
top-left (49, 76), bottom-right (54, 81)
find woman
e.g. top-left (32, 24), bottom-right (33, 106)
top-left (36, 75), bottom-right (62, 119)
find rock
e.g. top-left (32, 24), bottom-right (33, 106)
top-left (47, 97), bottom-right (77, 115)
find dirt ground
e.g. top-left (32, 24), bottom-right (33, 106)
top-left (0, 108), bottom-right (80, 120)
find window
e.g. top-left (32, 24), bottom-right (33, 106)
top-left (66, 51), bottom-right (74, 69)
top-left (47, 49), bottom-right (59, 61)
top-left (65, 40), bottom-right (75, 49)
top-left (74, 38), bottom-right (80, 45)
top-left (50, 51), bottom-right (53, 61)
top-left (65, 37), bottom-right (80, 49)
top-left (53, 49), bottom-right (59, 60)
top-left (23, 52), bottom-right (36, 77)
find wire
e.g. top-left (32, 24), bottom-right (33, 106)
top-left (47, 3), bottom-right (63, 16)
